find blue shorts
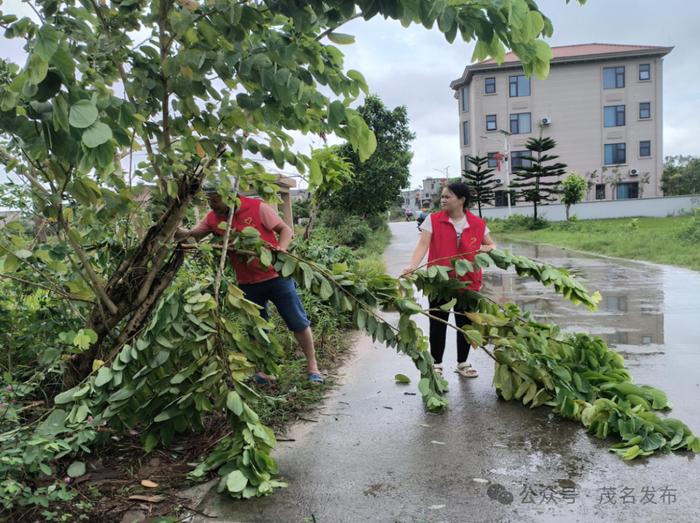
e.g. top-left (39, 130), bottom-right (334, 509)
top-left (239, 277), bottom-right (311, 333)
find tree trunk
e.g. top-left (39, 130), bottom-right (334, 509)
top-left (66, 166), bottom-right (213, 385)
top-left (303, 202), bottom-right (319, 241)
top-left (565, 204), bottom-right (570, 221)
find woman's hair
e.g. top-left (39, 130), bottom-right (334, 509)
top-left (446, 182), bottom-right (472, 210)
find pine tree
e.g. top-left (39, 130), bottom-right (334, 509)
top-left (510, 137), bottom-right (567, 221)
top-left (461, 154), bottom-right (497, 217)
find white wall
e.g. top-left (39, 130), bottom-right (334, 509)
top-left (479, 194), bottom-right (700, 221)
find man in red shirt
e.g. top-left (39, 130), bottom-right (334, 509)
top-left (176, 187), bottom-right (324, 384)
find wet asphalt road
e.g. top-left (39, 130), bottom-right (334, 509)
top-left (194, 221), bottom-right (700, 523)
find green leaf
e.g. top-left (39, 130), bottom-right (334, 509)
top-left (94, 367), bottom-right (113, 387)
top-left (69, 100), bottom-right (98, 129)
top-left (309, 158), bottom-right (322, 188)
top-left (14, 249), bottom-right (32, 259)
top-left (327, 100), bottom-right (346, 128)
top-left (226, 390), bottom-right (244, 416)
top-left (35, 26), bottom-right (61, 60)
top-left (281, 258), bottom-right (296, 278)
top-left (144, 433), bottom-right (158, 453)
top-left (27, 53), bottom-right (49, 85)
top-left (394, 373), bottom-right (411, 384)
top-left (67, 461), bottom-right (86, 478)
top-left (319, 279), bottom-right (333, 300)
top-left (259, 247), bottom-right (272, 267)
top-left (82, 121), bottom-right (113, 148)
top-left (346, 70), bottom-right (368, 94)
top-left (439, 298), bottom-right (457, 311)
top-left (327, 32), bottom-right (355, 45)
top-left (0, 254), bottom-right (20, 273)
top-left (454, 259), bottom-right (472, 276)
top-left (226, 470), bottom-right (248, 493)
top-left (473, 253), bottom-right (492, 269)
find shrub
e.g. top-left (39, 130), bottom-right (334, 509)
top-left (487, 214), bottom-right (549, 233)
top-left (678, 208), bottom-right (700, 244)
top-left (336, 217), bottom-right (372, 248)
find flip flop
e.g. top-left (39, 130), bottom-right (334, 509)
top-left (253, 372), bottom-right (276, 385)
top-left (308, 372), bottom-right (325, 384)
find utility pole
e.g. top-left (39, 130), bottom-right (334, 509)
top-left (497, 129), bottom-right (512, 216)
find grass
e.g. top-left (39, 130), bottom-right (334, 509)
top-left (493, 215), bottom-right (700, 271)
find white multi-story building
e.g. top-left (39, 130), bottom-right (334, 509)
top-left (450, 43), bottom-right (673, 206)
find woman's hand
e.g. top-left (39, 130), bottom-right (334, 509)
top-left (479, 244), bottom-right (495, 253)
top-left (401, 264), bottom-right (417, 277)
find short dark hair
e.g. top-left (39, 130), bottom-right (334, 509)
top-left (446, 182), bottom-right (472, 209)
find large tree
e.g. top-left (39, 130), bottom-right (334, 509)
top-left (510, 136), bottom-right (567, 221)
top-left (661, 155), bottom-right (700, 196)
top-left (328, 94), bottom-right (414, 216)
top-left (462, 154), bottom-right (497, 217)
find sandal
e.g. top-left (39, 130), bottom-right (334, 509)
top-left (253, 372), bottom-right (276, 385)
top-left (433, 364), bottom-right (444, 377)
top-left (308, 372), bottom-right (325, 384)
top-left (455, 362), bottom-right (478, 378)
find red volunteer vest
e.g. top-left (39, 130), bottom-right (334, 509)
top-left (205, 195), bottom-right (279, 284)
top-left (427, 210), bottom-right (486, 291)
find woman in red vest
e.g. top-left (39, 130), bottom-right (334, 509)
top-left (176, 188), bottom-right (324, 384)
top-left (401, 182), bottom-right (495, 379)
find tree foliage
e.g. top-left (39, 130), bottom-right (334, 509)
top-left (328, 94), bottom-right (414, 216)
top-left (661, 155), bottom-right (700, 196)
top-left (510, 136), bottom-right (567, 221)
top-left (561, 172), bottom-right (587, 220)
top-left (462, 154), bottom-right (497, 217)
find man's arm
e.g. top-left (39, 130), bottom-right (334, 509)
top-left (272, 220), bottom-right (293, 252)
top-left (174, 218), bottom-right (212, 242)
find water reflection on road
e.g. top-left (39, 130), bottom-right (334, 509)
top-left (484, 242), bottom-right (667, 348)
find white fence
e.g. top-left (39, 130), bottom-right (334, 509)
top-left (479, 195), bottom-right (700, 221)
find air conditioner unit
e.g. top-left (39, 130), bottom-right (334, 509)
top-left (629, 168), bottom-right (639, 176)
top-left (540, 116), bottom-right (552, 126)
top-left (494, 180), bottom-right (503, 186)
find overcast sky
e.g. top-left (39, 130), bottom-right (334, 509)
top-left (1, 0), bottom-right (698, 190)
top-left (337, 0), bottom-right (700, 188)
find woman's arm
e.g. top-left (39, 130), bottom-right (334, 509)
top-left (401, 230), bottom-right (431, 275)
top-left (480, 232), bottom-right (496, 252)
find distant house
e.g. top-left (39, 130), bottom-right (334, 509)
top-left (451, 43), bottom-right (673, 206)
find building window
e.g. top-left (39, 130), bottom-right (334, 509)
top-left (494, 191), bottom-right (508, 207)
top-left (485, 77), bottom-right (496, 94)
top-left (616, 182), bottom-right (639, 200)
top-left (510, 112), bottom-right (531, 134)
top-left (511, 150), bottom-right (532, 169)
top-left (639, 102), bottom-right (651, 119)
top-left (486, 114), bottom-right (497, 131)
top-left (509, 74), bottom-right (530, 97)
top-left (464, 154), bottom-right (469, 170)
top-left (639, 140), bottom-right (651, 157)
top-left (461, 87), bottom-right (468, 112)
top-left (639, 63), bottom-right (651, 81)
top-left (604, 143), bottom-right (626, 165)
top-left (595, 183), bottom-right (606, 200)
top-left (603, 66), bottom-right (625, 89)
top-left (603, 105), bottom-right (625, 127)
top-left (462, 120), bottom-right (469, 145)
top-left (487, 152), bottom-right (499, 168)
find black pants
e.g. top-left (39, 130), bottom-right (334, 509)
top-left (428, 298), bottom-right (473, 364)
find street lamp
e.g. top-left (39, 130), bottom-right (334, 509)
top-left (480, 130), bottom-right (512, 216)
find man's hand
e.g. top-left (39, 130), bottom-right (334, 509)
top-left (479, 244), bottom-right (495, 253)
